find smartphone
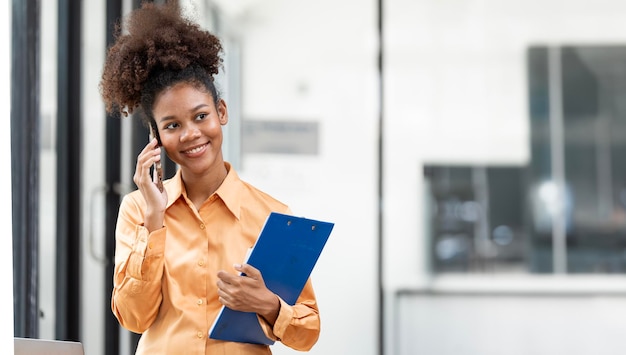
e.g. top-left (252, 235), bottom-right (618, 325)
top-left (149, 123), bottom-right (164, 192)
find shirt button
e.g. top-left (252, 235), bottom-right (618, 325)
top-left (148, 242), bottom-right (153, 249)
top-left (198, 260), bottom-right (205, 267)
top-left (197, 331), bottom-right (204, 338)
top-left (200, 223), bottom-right (205, 230)
top-left (197, 299), bottom-right (203, 305)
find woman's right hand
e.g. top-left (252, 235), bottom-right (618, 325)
top-left (133, 137), bottom-right (168, 232)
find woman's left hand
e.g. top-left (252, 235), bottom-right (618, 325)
top-left (216, 264), bottom-right (280, 325)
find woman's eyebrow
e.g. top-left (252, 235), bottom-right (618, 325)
top-left (189, 103), bottom-right (210, 112)
top-left (158, 103), bottom-right (211, 122)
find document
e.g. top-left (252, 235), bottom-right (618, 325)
top-left (209, 212), bottom-right (334, 345)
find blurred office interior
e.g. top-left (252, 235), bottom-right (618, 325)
top-left (8, 0), bottom-right (626, 354)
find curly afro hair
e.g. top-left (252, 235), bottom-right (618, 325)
top-left (99, 0), bottom-right (223, 123)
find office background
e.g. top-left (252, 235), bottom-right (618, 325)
top-left (7, 0), bottom-right (626, 354)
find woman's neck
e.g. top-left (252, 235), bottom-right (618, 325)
top-left (182, 162), bottom-right (228, 210)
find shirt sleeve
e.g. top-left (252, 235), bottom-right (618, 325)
top-left (258, 278), bottom-right (321, 351)
top-left (111, 194), bottom-right (167, 333)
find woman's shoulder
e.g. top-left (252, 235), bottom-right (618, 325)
top-left (238, 179), bottom-right (289, 211)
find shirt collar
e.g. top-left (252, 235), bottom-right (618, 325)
top-left (164, 162), bottom-right (242, 220)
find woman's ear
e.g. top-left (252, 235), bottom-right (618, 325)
top-left (218, 99), bottom-right (229, 125)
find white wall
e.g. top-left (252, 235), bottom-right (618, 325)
top-left (39, 0), bottom-right (58, 341)
top-left (1, 0), bottom-right (14, 353)
top-left (397, 292), bottom-right (626, 355)
top-left (384, 1), bottom-right (626, 354)
top-left (230, 1), bottom-right (380, 354)
top-left (81, 1), bottom-right (108, 355)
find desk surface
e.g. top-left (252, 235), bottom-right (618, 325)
top-left (14, 337), bottom-right (84, 355)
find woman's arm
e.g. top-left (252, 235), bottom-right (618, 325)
top-left (264, 279), bottom-right (320, 351)
top-left (216, 265), bottom-right (320, 351)
top-left (111, 194), bottom-right (167, 333)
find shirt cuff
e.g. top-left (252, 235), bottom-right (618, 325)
top-left (257, 296), bottom-right (292, 341)
top-left (144, 226), bottom-right (166, 256)
top-left (127, 225), bottom-right (166, 279)
top-left (270, 297), bottom-right (293, 340)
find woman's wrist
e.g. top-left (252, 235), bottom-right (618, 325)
top-left (260, 294), bottom-right (281, 325)
top-left (144, 210), bottom-right (164, 232)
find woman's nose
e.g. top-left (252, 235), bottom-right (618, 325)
top-left (181, 126), bottom-right (201, 141)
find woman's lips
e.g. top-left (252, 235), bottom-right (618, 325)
top-left (182, 143), bottom-right (208, 156)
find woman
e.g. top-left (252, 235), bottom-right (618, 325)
top-left (99, 2), bottom-right (321, 354)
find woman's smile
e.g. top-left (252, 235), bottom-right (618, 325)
top-left (182, 142), bottom-right (209, 157)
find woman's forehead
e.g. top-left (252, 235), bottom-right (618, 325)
top-left (153, 83), bottom-right (216, 118)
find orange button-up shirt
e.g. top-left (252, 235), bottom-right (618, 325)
top-left (112, 163), bottom-right (321, 354)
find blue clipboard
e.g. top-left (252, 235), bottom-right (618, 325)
top-left (208, 212), bottom-right (334, 345)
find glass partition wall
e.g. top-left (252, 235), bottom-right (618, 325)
top-left (426, 45), bottom-right (626, 275)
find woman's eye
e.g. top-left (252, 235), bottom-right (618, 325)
top-left (196, 113), bottom-right (207, 121)
top-left (164, 122), bottom-right (179, 130)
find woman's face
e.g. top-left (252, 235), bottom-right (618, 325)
top-left (152, 82), bottom-right (228, 177)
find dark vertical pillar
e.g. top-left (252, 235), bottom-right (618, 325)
top-left (55, 0), bottom-right (82, 342)
top-left (105, 2), bottom-right (123, 354)
top-left (377, 0), bottom-right (385, 354)
top-left (11, 0), bottom-right (40, 339)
